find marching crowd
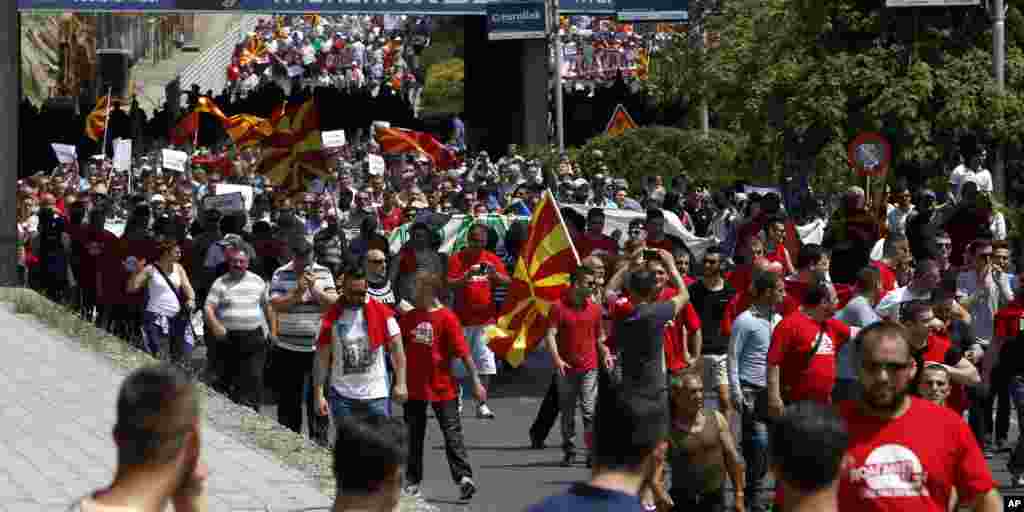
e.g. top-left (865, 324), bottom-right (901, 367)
top-left (15, 134), bottom-right (1024, 511)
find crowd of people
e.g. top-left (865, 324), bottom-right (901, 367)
top-left (226, 15), bottom-right (430, 108)
top-left (15, 129), bottom-right (1023, 511)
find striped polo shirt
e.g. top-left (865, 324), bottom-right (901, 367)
top-left (269, 261), bottom-right (336, 352)
top-left (205, 271), bottom-right (268, 332)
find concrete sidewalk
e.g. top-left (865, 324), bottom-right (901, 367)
top-left (0, 301), bottom-right (332, 512)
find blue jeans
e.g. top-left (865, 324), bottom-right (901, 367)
top-left (327, 386), bottom-right (391, 419)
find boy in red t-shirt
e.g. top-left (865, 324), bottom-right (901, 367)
top-left (545, 266), bottom-right (611, 467)
top-left (400, 271), bottom-right (486, 501)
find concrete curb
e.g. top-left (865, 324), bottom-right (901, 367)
top-left (0, 287), bottom-right (429, 511)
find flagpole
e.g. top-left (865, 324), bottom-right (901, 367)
top-left (100, 87), bottom-right (113, 157)
top-left (545, 188), bottom-right (580, 264)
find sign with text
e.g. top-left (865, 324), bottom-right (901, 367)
top-left (322, 130), bottom-right (347, 148)
top-left (51, 143), bottom-right (77, 164)
top-left (161, 149), bottom-right (188, 172)
top-left (886, 0), bottom-right (979, 6)
top-left (488, 1), bottom-right (546, 40)
top-left (212, 183), bottom-right (254, 212)
top-left (368, 154), bottom-right (386, 176)
top-left (616, 0), bottom-right (686, 21)
top-left (203, 192), bottom-right (246, 214)
top-left (113, 139), bottom-right (132, 171)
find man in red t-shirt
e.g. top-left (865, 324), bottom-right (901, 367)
top-left (399, 271), bottom-right (486, 500)
top-left (902, 301), bottom-right (980, 413)
top-left (838, 322), bottom-right (1000, 512)
top-left (574, 208), bottom-right (619, 259)
top-left (767, 280), bottom-right (854, 416)
top-left (447, 223), bottom-right (510, 419)
top-left (872, 234), bottom-right (910, 302)
top-left (545, 266), bottom-right (611, 467)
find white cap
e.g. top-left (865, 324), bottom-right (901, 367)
top-left (150, 194), bottom-right (165, 203)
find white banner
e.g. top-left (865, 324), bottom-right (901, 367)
top-left (211, 183), bottom-right (254, 212)
top-left (113, 139), bottom-right (132, 172)
top-left (51, 143), bottom-right (77, 165)
top-left (322, 130), bottom-right (347, 148)
top-left (368, 154), bottom-right (386, 176)
top-left (161, 149), bottom-right (188, 172)
top-left (203, 192), bottom-right (246, 214)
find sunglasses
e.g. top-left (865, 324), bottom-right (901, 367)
top-left (367, 258), bottom-right (386, 264)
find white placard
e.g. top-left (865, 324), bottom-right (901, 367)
top-left (212, 183), bottom-right (254, 212)
top-left (113, 139), bottom-right (132, 171)
top-left (161, 149), bottom-right (188, 172)
top-left (203, 192), bottom-right (246, 214)
top-left (51, 143), bottom-right (77, 164)
top-left (288, 65), bottom-right (305, 78)
top-left (322, 130), bottom-right (347, 148)
top-left (368, 154), bottom-right (386, 176)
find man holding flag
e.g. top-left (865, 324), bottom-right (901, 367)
top-left (447, 223), bottom-right (510, 418)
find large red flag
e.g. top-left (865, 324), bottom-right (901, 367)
top-left (256, 99), bottom-right (327, 191)
top-left (486, 190), bottom-right (580, 367)
top-left (375, 127), bottom-right (459, 170)
top-left (169, 111), bottom-right (199, 146)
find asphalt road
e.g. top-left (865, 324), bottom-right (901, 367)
top-left (196, 346), bottom-right (1024, 511)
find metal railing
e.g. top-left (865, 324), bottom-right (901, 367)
top-left (176, 15), bottom-right (261, 99)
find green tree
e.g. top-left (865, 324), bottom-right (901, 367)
top-left (421, 58), bottom-right (465, 115)
top-left (647, 0), bottom-right (1024, 197)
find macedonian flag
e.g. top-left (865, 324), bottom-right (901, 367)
top-left (375, 127), bottom-right (459, 170)
top-left (85, 94), bottom-right (112, 142)
top-left (605, 103), bottom-right (638, 137)
top-left (486, 189), bottom-right (580, 367)
top-left (224, 114), bottom-right (274, 148)
top-left (256, 99), bottom-right (327, 191)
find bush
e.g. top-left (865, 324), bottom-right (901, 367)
top-left (421, 58), bottom-right (465, 116)
top-left (576, 126), bottom-right (752, 190)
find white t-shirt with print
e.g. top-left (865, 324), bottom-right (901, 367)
top-left (329, 307), bottom-right (401, 400)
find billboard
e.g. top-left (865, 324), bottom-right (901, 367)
top-left (885, 0), bottom-right (979, 6)
top-left (616, 0), bottom-right (686, 21)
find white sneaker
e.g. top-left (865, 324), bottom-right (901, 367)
top-left (457, 392), bottom-right (464, 415)
top-left (477, 403), bottom-right (495, 419)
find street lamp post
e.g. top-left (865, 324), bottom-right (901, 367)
top-left (551, 0), bottom-right (565, 152)
top-left (993, 0), bottom-right (1007, 202)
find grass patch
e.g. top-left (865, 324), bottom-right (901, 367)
top-left (0, 287), bottom-right (428, 510)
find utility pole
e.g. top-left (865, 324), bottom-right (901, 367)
top-left (993, 0), bottom-right (1006, 202)
top-left (690, 0), bottom-right (709, 136)
top-left (550, 0), bottom-right (565, 152)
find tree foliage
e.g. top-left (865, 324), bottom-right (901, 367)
top-left (421, 57), bottom-right (465, 115)
top-left (646, 0), bottom-right (1024, 189)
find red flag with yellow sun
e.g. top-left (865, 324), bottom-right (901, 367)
top-left (487, 190), bottom-right (580, 367)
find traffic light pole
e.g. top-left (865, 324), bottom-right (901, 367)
top-left (993, 0), bottom-right (1006, 202)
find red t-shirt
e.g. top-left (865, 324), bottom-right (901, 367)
top-left (447, 249), bottom-right (508, 327)
top-left (575, 234), bottom-right (619, 258)
top-left (380, 207), bottom-right (403, 233)
top-left (727, 266), bottom-right (754, 295)
top-left (549, 297), bottom-right (603, 374)
top-left (994, 300), bottom-right (1024, 339)
top-left (781, 280), bottom-right (809, 316)
top-left (78, 226), bottom-right (119, 292)
top-left (838, 398), bottom-right (995, 511)
top-left (399, 307), bottom-right (470, 402)
top-left (767, 312), bottom-right (851, 403)
top-left (872, 260), bottom-right (898, 297)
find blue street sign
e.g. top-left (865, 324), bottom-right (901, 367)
top-left (487, 1), bottom-right (546, 40)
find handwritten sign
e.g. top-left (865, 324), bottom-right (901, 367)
top-left (161, 149), bottom-right (188, 172)
top-left (113, 139), bottom-right (132, 171)
top-left (203, 192), bottom-right (245, 214)
top-left (51, 143), bottom-right (77, 164)
top-left (322, 130), bottom-right (347, 148)
top-left (368, 154), bottom-right (386, 176)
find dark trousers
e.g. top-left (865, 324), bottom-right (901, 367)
top-left (271, 347), bottom-right (327, 443)
top-left (405, 399), bottom-right (472, 485)
top-left (670, 489), bottom-right (724, 512)
top-left (218, 328), bottom-right (267, 411)
top-left (984, 365), bottom-right (1012, 443)
top-left (529, 374), bottom-right (560, 443)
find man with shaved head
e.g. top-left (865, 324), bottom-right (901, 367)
top-left (835, 322), bottom-right (1000, 512)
